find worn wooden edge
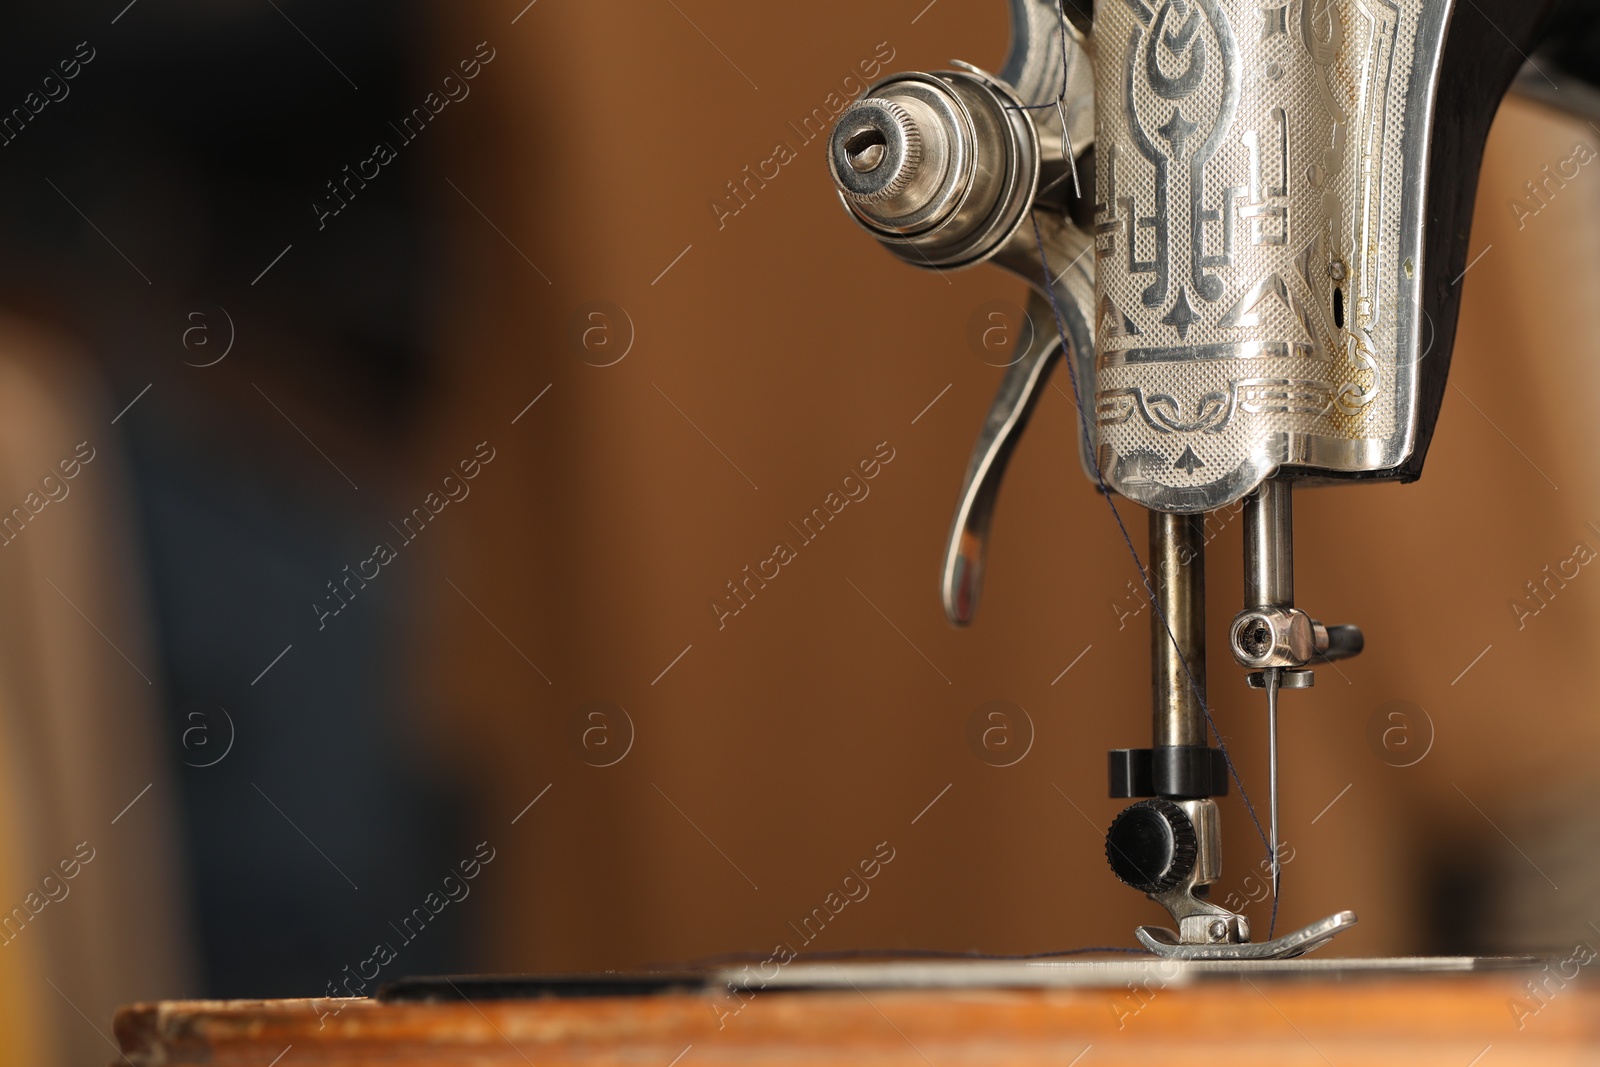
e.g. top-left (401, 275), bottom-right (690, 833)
top-left (113, 974), bottom-right (1600, 1066)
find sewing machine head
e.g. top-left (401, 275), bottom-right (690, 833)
top-left (826, 0), bottom-right (1556, 957)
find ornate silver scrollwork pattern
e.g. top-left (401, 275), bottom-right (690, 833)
top-left (1092, 0), bottom-right (1430, 511)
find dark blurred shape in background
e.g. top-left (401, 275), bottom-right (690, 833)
top-left (0, 0), bottom-right (472, 1012)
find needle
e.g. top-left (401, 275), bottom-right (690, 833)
top-left (1266, 666), bottom-right (1282, 905)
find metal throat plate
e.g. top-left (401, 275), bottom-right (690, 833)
top-left (715, 955), bottom-right (1533, 992)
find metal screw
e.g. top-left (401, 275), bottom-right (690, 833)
top-left (1208, 919), bottom-right (1228, 942)
top-left (844, 129), bottom-right (888, 173)
top-left (1242, 622), bottom-right (1272, 657)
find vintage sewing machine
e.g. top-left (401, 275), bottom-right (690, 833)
top-left (823, 0), bottom-right (1559, 957)
top-left (118, 0), bottom-right (1600, 1061)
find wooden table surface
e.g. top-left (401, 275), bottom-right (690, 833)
top-left (115, 970), bottom-right (1600, 1066)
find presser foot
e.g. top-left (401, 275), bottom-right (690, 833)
top-left (1136, 910), bottom-right (1359, 960)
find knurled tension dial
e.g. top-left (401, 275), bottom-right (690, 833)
top-left (1104, 798), bottom-right (1199, 894)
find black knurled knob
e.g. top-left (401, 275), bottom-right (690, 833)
top-left (1104, 798), bottom-right (1198, 893)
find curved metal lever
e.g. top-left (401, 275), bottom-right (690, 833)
top-left (940, 7), bottom-right (1098, 626)
top-left (941, 289), bottom-right (1063, 625)
top-left (943, 202), bottom-right (1097, 626)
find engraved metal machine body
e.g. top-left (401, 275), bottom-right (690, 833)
top-left (1093, 0), bottom-right (1421, 510)
top-left (825, 0), bottom-right (1557, 957)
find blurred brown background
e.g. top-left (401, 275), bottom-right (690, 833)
top-left (0, 1), bottom-right (1598, 1064)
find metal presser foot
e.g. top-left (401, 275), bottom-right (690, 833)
top-left (1135, 912), bottom-right (1359, 961)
